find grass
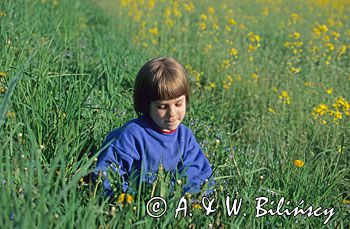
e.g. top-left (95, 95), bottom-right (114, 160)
top-left (0, 0), bottom-right (349, 227)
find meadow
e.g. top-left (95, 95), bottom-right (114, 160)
top-left (0, 0), bottom-right (349, 227)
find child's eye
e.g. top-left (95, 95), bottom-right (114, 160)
top-left (175, 103), bottom-right (182, 107)
top-left (157, 105), bottom-right (166, 109)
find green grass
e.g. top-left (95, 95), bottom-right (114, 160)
top-left (0, 0), bottom-right (349, 227)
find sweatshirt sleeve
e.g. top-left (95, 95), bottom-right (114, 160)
top-left (181, 130), bottom-right (214, 194)
top-left (93, 129), bottom-right (140, 197)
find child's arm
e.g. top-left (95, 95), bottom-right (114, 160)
top-left (180, 131), bottom-right (214, 194)
top-left (94, 131), bottom-right (140, 197)
top-left (94, 143), bottom-right (122, 197)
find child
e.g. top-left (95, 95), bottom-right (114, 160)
top-left (94, 57), bottom-right (213, 197)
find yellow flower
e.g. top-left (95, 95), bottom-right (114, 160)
top-left (313, 104), bottom-right (329, 116)
top-left (149, 27), bottom-right (158, 36)
top-left (221, 59), bottom-right (230, 69)
top-left (207, 6), bottom-right (215, 14)
top-left (223, 75), bottom-right (233, 89)
top-left (200, 14), bottom-right (207, 21)
top-left (337, 146), bottom-right (344, 154)
top-left (147, 0), bottom-right (155, 9)
top-left (293, 41), bottom-right (303, 47)
top-left (239, 23), bottom-right (246, 30)
top-left (293, 159), bottom-right (304, 168)
top-left (312, 28), bottom-right (321, 39)
top-left (229, 48), bottom-right (238, 57)
top-left (183, 3), bottom-right (195, 12)
top-left (248, 44), bottom-right (255, 52)
top-left (0, 71), bottom-right (7, 78)
top-left (167, 18), bottom-right (175, 28)
top-left (339, 45), bottom-right (347, 55)
top-left (319, 24), bottom-right (328, 33)
top-left (324, 35), bottom-right (330, 42)
top-left (255, 35), bottom-right (261, 43)
top-left (326, 88), bottom-right (333, 94)
top-left (262, 7), bottom-right (269, 16)
top-left (6, 112), bottom-right (16, 118)
top-left (290, 67), bottom-right (301, 74)
top-left (226, 75), bottom-right (233, 83)
top-left (330, 110), bottom-right (342, 123)
top-left (209, 82), bottom-right (216, 89)
top-left (268, 107), bottom-right (275, 113)
top-left (199, 22), bottom-right (206, 30)
top-left (228, 18), bottom-right (237, 26)
top-left (289, 32), bottom-right (300, 39)
top-left (212, 23), bottom-right (219, 30)
top-left (248, 32), bottom-right (260, 43)
top-left (223, 84), bottom-right (230, 90)
top-left (290, 13), bottom-right (300, 22)
top-left (278, 91), bottom-right (291, 105)
top-left (120, 0), bottom-right (128, 6)
top-left (251, 73), bottom-right (258, 83)
top-left (117, 193), bottom-right (133, 204)
top-left (173, 5), bottom-right (182, 17)
top-left (192, 203), bottom-right (202, 209)
top-left (164, 7), bottom-right (171, 17)
top-left (247, 32), bottom-right (261, 52)
top-left (126, 194), bottom-right (133, 203)
top-left (151, 39), bottom-right (157, 46)
top-left (333, 96), bottom-right (350, 114)
top-left (325, 43), bottom-right (335, 51)
top-left (284, 42), bottom-right (291, 48)
top-left (117, 193), bottom-right (125, 204)
top-left (331, 31), bottom-right (340, 40)
top-left (280, 91), bottom-right (289, 98)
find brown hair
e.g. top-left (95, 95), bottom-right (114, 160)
top-left (133, 57), bottom-right (190, 116)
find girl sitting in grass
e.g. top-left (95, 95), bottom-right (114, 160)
top-left (94, 57), bottom-right (214, 198)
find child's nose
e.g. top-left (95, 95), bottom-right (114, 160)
top-left (168, 106), bottom-right (176, 116)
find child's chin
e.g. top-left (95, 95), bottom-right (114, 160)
top-left (163, 123), bottom-right (179, 131)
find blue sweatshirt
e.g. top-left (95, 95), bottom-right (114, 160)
top-left (94, 115), bottom-right (213, 196)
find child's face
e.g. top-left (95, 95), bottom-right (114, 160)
top-left (149, 95), bottom-right (186, 132)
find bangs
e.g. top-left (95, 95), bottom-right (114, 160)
top-left (151, 73), bottom-right (189, 101)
